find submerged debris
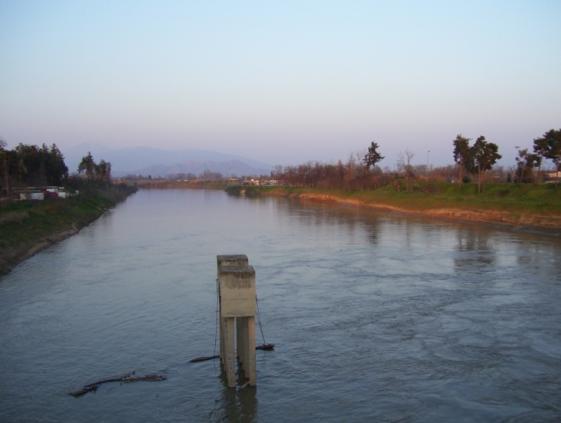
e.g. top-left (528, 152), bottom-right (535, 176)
top-left (69, 371), bottom-right (167, 397)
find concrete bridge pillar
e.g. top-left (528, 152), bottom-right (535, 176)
top-left (217, 255), bottom-right (256, 388)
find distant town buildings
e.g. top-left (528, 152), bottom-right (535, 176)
top-left (241, 178), bottom-right (279, 187)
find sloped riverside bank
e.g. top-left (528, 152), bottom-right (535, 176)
top-left (0, 184), bottom-right (137, 275)
top-left (228, 185), bottom-right (561, 233)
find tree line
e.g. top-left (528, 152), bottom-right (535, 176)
top-left (515, 129), bottom-right (561, 182)
top-left (0, 141), bottom-right (113, 198)
top-left (0, 142), bottom-right (68, 196)
top-left (272, 129), bottom-right (561, 193)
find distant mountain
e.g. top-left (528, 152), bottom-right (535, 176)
top-left (63, 145), bottom-right (272, 177)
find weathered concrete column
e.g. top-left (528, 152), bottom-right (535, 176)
top-left (238, 316), bottom-right (256, 385)
top-left (236, 318), bottom-right (248, 377)
top-left (222, 317), bottom-right (236, 386)
top-left (217, 255), bottom-right (256, 388)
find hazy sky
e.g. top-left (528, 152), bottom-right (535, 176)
top-left (1, 0), bottom-right (560, 167)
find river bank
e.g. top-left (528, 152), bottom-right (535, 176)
top-left (131, 179), bottom-right (227, 189)
top-left (0, 184), bottom-right (137, 275)
top-left (231, 185), bottom-right (561, 232)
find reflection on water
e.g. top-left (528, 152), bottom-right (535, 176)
top-left (1, 189), bottom-right (561, 422)
top-left (455, 228), bottom-right (496, 268)
top-left (211, 383), bottom-right (257, 423)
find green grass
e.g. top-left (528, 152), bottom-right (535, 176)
top-left (250, 182), bottom-right (561, 214)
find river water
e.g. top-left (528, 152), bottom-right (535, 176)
top-left (1, 189), bottom-right (560, 422)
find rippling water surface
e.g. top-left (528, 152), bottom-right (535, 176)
top-left (1, 189), bottom-right (561, 422)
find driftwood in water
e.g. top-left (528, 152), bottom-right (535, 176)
top-left (190, 354), bottom-right (220, 363)
top-left (69, 371), bottom-right (167, 397)
top-left (189, 343), bottom-right (275, 363)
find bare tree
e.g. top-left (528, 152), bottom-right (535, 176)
top-left (398, 150), bottom-right (415, 192)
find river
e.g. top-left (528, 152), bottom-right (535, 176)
top-left (1, 189), bottom-right (560, 422)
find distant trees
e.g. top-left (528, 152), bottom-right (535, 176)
top-left (172, 172), bottom-right (197, 180)
top-left (271, 141), bottom-right (385, 190)
top-left (78, 152), bottom-right (96, 179)
top-left (533, 129), bottom-right (561, 171)
top-left (0, 139), bottom-right (10, 196)
top-left (78, 152), bottom-right (112, 182)
top-left (270, 127), bottom-right (561, 191)
top-left (471, 136), bottom-right (501, 192)
top-left (199, 170), bottom-right (223, 181)
top-left (263, 129), bottom-right (561, 190)
top-left (363, 142), bottom-right (384, 170)
top-left (508, 128), bottom-right (561, 184)
top-left (272, 160), bottom-right (370, 190)
top-left (515, 149), bottom-right (541, 183)
top-left (0, 142), bottom-right (120, 198)
top-left (0, 143), bottom-right (68, 190)
top-left (397, 150), bottom-right (415, 192)
top-left (452, 134), bottom-right (472, 183)
top-left (451, 134), bottom-right (501, 191)
top-left (14, 143), bottom-right (68, 186)
top-left (97, 160), bottom-right (112, 181)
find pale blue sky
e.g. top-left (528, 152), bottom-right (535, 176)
top-left (1, 0), bottom-right (560, 166)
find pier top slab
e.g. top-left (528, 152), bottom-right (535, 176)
top-left (217, 255), bottom-right (249, 271)
top-left (217, 257), bottom-right (256, 317)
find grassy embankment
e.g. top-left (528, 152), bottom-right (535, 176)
top-left (0, 184), bottom-right (137, 275)
top-left (227, 183), bottom-right (561, 230)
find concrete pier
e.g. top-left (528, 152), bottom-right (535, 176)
top-left (217, 255), bottom-right (256, 388)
